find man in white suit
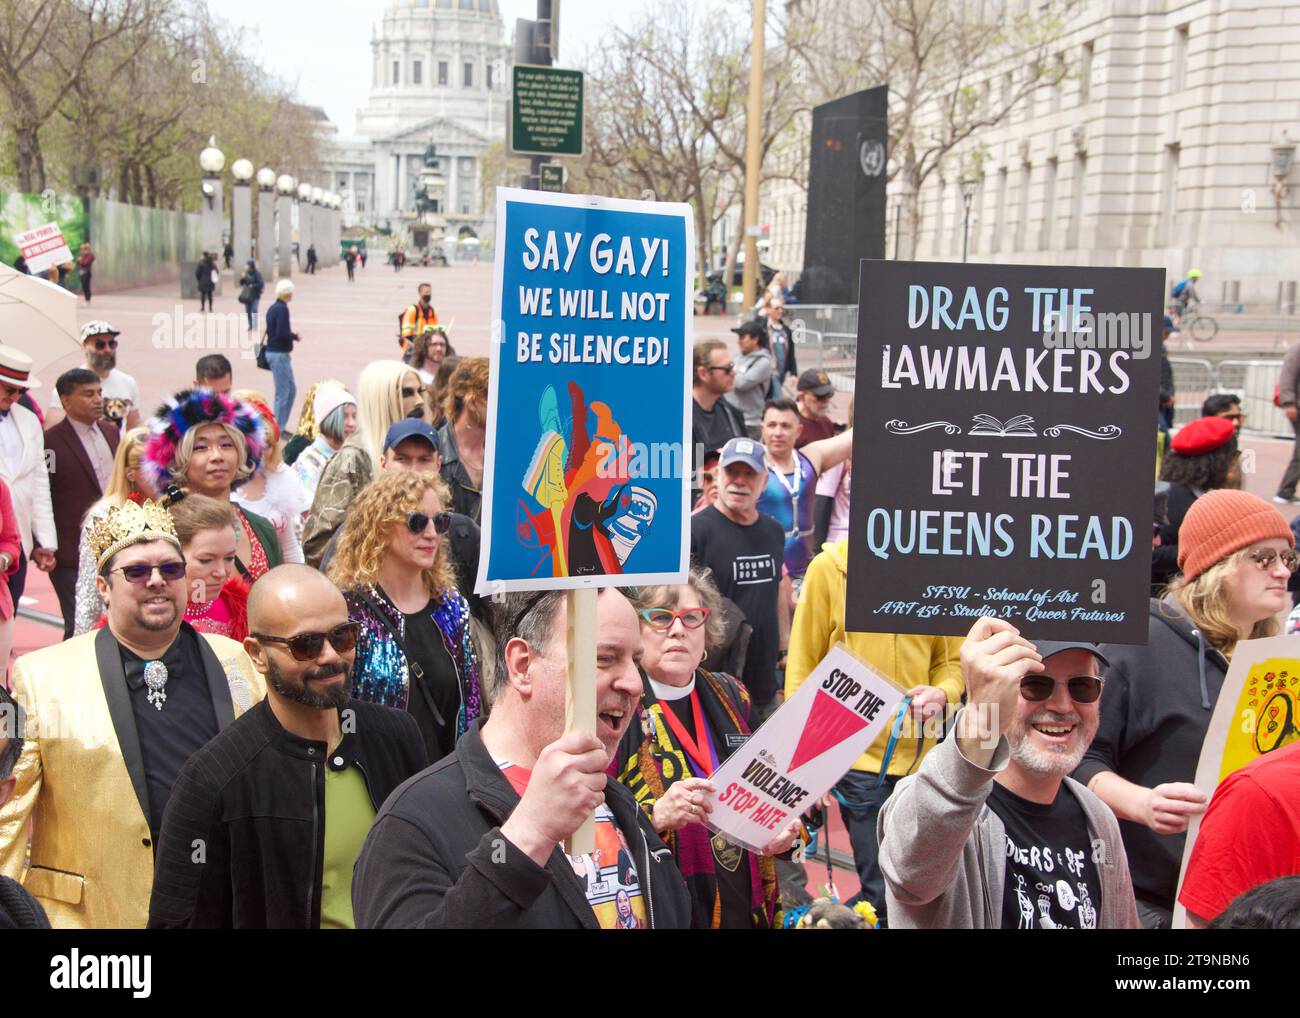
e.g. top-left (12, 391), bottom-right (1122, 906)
top-left (0, 345), bottom-right (57, 603)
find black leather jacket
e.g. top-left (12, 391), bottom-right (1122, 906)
top-left (147, 698), bottom-right (426, 928)
top-left (353, 720), bottom-right (692, 929)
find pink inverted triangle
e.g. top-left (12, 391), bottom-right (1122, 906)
top-left (787, 690), bottom-right (871, 772)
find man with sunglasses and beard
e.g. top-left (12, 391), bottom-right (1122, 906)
top-left (878, 616), bottom-right (1139, 929)
top-left (147, 565), bottom-right (425, 928)
top-left (47, 322), bottom-right (140, 431)
top-left (0, 500), bottom-right (263, 928)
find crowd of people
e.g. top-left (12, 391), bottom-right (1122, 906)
top-left (0, 267), bottom-right (1297, 934)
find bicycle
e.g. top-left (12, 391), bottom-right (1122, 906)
top-left (1172, 301), bottom-right (1219, 342)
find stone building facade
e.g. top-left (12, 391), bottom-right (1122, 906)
top-left (764, 0), bottom-right (1300, 308)
top-left (321, 0), bottom-right (511, 253)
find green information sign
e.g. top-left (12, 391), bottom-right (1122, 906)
top-left (539, 164), bottom-right (565, 192)
top-left (512, 65), bottom-right (584, 157)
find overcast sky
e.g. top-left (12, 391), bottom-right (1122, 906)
top-left (216, 0), bottom-right (621, 134)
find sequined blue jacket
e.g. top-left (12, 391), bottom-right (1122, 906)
top-left (343, 584), bottom-right (483, 739)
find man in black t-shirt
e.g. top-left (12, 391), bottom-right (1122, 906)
top-left (691, 340), bottom-right (746, 503)
top-left (690, 437), bottom-right (784, 715)
top-left (879, 618), bottom-right (1139, 928)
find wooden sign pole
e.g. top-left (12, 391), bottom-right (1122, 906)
top-left (564, 586), bottom-right (599, 856)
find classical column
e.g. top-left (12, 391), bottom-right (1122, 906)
top-left (256, 172), bottom-right (275, 273)
top-left (231, 180), bottom-right (250, 266)
top-left (276, 174), bottom-right (295, 279)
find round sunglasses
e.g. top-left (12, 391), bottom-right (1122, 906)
top-left (639, 607), bottom-right (711, 631)
top-left (253, 622), bottom-right (361, 661)
top-left (1019, 674), bottom-right (1104, 704)
top-left (406, 510), bottom-right (451, 535)
top-left (90, 337), bottom-right (118, 351)
top-left (110, 561), bottom-right (186, 584)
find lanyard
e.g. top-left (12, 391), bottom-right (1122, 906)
top-left (766, 455), bottom-right (803, 538)
top-left (875, 696), bottom-right (913, 788)
top-left (658, 689), bottom-right (719, 778)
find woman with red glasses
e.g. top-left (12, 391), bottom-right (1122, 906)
top-left (610, 567), bottom-right (801, 929)
top-left (1075, 489), bottom-right (1296, 929)
top-left (328, 471), bottom-right (481, 765)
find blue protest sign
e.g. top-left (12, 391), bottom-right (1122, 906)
top-left (476, 189), bottom-right (694, 593)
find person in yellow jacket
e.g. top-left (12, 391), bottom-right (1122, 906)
top-left (0, 500), bottom-right (264, 928)
top-left (785, 537), bottom-right (964, 924)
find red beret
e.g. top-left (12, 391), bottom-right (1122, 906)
top-left (1170, 416), bottom-right (1235, 456)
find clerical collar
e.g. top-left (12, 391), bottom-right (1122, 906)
top-left (649, 673), bottom-right (695, 701)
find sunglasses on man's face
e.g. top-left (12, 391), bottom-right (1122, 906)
top-left (1019, 674), bottom-right (1104, 704)
top-left (90, 338), bottom-right (118, 351)
top-left (111, 561), bottom-right (187, 584)
top-left (0, 382), bottom-right (27, 398)
top-left (406, 511), bottom-right (452, 535)
top-left (254, 622), bottom-right (361, 661)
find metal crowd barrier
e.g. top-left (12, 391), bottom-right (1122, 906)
top-left (1169, 356), bottom-right (1290, 438)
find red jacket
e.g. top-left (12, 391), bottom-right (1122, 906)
top-left (0, 480), bottom-right (23, 620)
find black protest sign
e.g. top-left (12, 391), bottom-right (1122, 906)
top-left (846, 259), bottom-right (1163, 643)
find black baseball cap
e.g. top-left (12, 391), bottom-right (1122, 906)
top-left (384, 419), bottom-right (440, 453)
top-left (797, 369), bottom-right (834, 397)
top-left (731, 321), bottom-right (764, 338)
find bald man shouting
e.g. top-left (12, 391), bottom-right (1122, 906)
top-left (147, 565), bottom-right (427, 929)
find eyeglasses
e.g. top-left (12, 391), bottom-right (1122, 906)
top-left (401, 386), bottom-right (427, 399)
top-left (406, 510), bottom-right (451, 535)
top-left (639, 607), bottom-right (711, 631)
top-left (707, 363), bottom-right (735, 375)
top-left (1247, 547), bottom-right (1300, 573)
top-left (254, 622), bottom-right (361, 661)
top-left (111, 561), bottom-right (186, 584)
top-left (1019, 674), bottom-right (1104, 704)
top-left (90, 338), bottom-right (118, 351)
top-left (0, 382), bottom-right (28, 398)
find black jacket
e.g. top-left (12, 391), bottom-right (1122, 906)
top-left (352, 720), bottom-right (692, 928)
top-left (1073, 597), bottom-right (1227, 910)
top-left (147, 698), bottom-right (426, 929)
top-left (195, 258), bottom-right (215, 293)
top-left (0, 874), bottom-right (50, 929)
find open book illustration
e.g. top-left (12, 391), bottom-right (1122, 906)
top-left (968, 413), bottom-right (1036, 437)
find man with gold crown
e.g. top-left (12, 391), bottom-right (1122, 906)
top-left (0, 499), bottom-right (264, 928)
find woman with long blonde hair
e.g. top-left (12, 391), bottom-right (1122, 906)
top-left (328, 471), bottom-right (480, 764)
top-left (1077, 489), bottom-right (1295, 927)
top-left (72, 427), bottom-right (157, 634)
top-left (301, 360), bottom-right (427, 566)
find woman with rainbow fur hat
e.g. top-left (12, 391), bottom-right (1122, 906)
top-left (141, 388), bottom-right (282, 581)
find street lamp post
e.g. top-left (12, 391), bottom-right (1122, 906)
top-left (199, 136), bottom-right (225, 256)
top-left (231, 158), bottom-right (254, 268)
top-left (297, 183), bottom-right (313, 269)
top-left (276, 174), bottom-right (296, 279)
top-left (256, 167), bottom-right (276, 270)
top-left (960, 178), bottom-right (978, 263)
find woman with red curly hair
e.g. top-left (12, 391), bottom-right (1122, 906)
top-left (328, 470), bottom-right (481, 765)
top-left (140, 389), bottom-right (282, 581)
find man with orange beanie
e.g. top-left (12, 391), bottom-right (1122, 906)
top-left (1076, 488), bottom-right (1296, 928)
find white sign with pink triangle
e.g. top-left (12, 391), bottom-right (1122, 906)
top-left (704, 643), bottom-right (906, 854)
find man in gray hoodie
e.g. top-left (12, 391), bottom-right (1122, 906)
top-left (878, 616), bottom-right (1139, 929)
